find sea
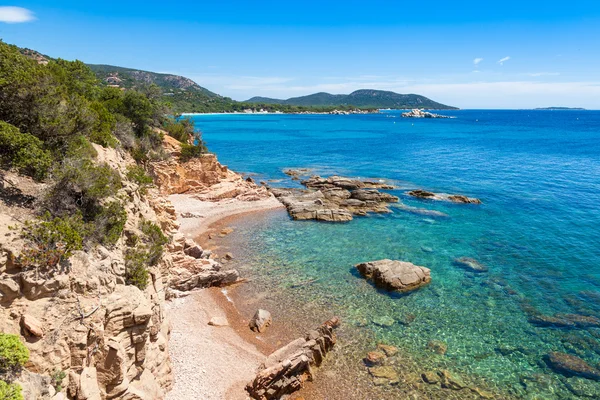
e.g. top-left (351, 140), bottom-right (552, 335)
top-left (190, 110), bottom-right (600, 399)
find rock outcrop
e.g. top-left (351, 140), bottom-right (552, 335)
top-left (249, 309), bottom-right (272, 333)
top-left (0, 139), bottom-right (252, 399)
top-left (401, 109), bottom-right (453, 119)
top-left (356, 259), bottom-right (431, 292)
top-left (246, 317), bottom-right (339, 400)
top-left (271, 175), bottom-right (398, 222)
top-left (408, 189), bottom-right (482, 204)
top-left (149, 135), bottom-right (270, 202)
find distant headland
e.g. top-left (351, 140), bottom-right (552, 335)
top-left (535, 107), bottom-right (586, 110)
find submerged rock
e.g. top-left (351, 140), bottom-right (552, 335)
top-left (377, 344), bottom-right (398, 357)
top-left (364, 351), bottom-right (386, 366)
top-left (438, 370), bottom-right (467, 390)
top-left (368, 366), bottom-right (399, 384)
top-left (356, 259), bottom-right (431, 292)
top-left (453, 257), bottom-right (488, 272)
top-left (408, 189), bottom-right (482, 204)
top-left (545, 352), bottom-right (600, 380)
top-left (427, 340), bottom-right (448, 355)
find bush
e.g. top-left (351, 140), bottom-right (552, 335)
top-left (140, 220), bottom-right (168, 266)
top-left (0, 334), bottom-right (29, 373)
top-left (179, 143), bottom-right (207, 162)
top-left (0, 121), bottom-right (53, 181)
top-left (93, 201), bottom-right (127, 246)
top-left (65, 135), bottom-right (98, 160)
top-left (47, 159), bottom-right (122, 219)
top-left (0, 380), bottom-right (23, 400)
top-left (125, 247), bottom-right (150, 290)
top-left (19, 212), bottom-right (86, 268)
top-left (164, 118), bottom-right (195, 143)
top-left (51, 369), bottom-right (66, 392)
top-left (126, 165), bottom-right (153, 196)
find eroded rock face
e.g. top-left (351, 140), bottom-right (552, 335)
top-left (272, 175), bottom-right (398, 222)
top-left (356, 259), bottom-right (431, 292)
top-left (408, 189), bottom-right (482, 204)
top-left (150, 135), bottom-right (271, 202)
top-left (246, 317), bottom-right (339, 400)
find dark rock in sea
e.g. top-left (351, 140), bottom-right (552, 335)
top-left (401, 109), bottom-right (453, 119)
top-left (246, 317), bottom-right (339, 399)
top-left (271, 174), bottom-right (398, 222)
top-left (427, 340), bottom-right (448, 355)
top-left (408, 189), bottom-right (482, 204)
top-left (438, 370), bottom-right (467, 390)
top-left (249, 309), bottom-right (272, 333)
top-left (364, 351), bottom-right (386, 366)
top-left (529, 313), bottom-right (600, 329)
top-left (422, 371), bottom-right (440, 384)
top-left (356, 259), bottom-right (431, 292)
top-left (453, 257), bottom-right (489, 272)
top-left (565, 376), bottom-right (600, 398)
top-left (377, 344), bottom-right (398, 357)
top-left (545, 352), bottom-right (600, 380)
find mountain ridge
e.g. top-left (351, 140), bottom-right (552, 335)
top-left (245, 89), bottom-right (457, 109)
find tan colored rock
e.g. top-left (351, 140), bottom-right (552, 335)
top-left (21, 314), bottom-right (44, 337)
top-left (364, 351), bottom-right (386, 366)
top-left (249, 309), bottom-right (272, 333)
top-left (377, 344), bottom-right (398, 357)
top-left (246, 317), bottom-right (339, 400)
top-left (78, 367), bottom-right (102, 400)
top-left (356, 259), bottom-right (431, 292)
top-left (208, 317), bottom-right (229, 327)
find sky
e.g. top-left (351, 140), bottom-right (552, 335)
top-left (2, 1), bottom-right (600, 109)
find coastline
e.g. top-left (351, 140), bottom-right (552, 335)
top-left (165, 194), bottom-right (288, 399)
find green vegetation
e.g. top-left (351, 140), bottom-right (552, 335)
top-left (180, 143), bottom-right (208, 162)
top-left (0, 334), bottom-right (29, 373)
top-left (51, 369), bottom-right (66, 392)
top-left (125, 220), bottom-right (169, 290)
top-left (0, 380), bottom-right (23, 400)
top-left (126, 165), bottom-right (153, 195)
top-left (0, 122), bottom-right (53, 181)
top-left (245, 89), bottom-right (458, 110)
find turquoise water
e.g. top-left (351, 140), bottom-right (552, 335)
top-left (192, 111), bottom-right (600, 398)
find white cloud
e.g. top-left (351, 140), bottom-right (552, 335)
top-left (498, 56), bottom-right (511, 65)
top-left (528, 72), bottom-right (560, 77)
top-left (473, 58), bottom-right (483, 65)
top-left (0, 6), bottom-right (35, 23)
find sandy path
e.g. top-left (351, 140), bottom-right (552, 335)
top-left (165, 194), bottom-right (284, 399)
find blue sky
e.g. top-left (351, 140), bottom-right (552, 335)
top-left (2, 1), bottom-right (600, 108)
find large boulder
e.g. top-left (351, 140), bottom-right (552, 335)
top-left (249, 309), bottom-right (272, 333)
top-left (356, 259), bottom-right (431, 292)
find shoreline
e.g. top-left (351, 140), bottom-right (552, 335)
top-left (165, 194), bottom-right (288, 399)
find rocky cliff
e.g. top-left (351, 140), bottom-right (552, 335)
top-left (0, 137), bottom-right (264, 399)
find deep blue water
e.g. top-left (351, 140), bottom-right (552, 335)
top-left (191, 110), bottom-right (600, 398)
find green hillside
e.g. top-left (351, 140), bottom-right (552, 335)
top-left (246, 89), bottom-right (456, 109)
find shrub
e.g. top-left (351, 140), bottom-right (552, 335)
top-left (65, 135), bottom-right (98, 160)
top-left (19, 213), bottom-right (86, 268)
top-left (140, 220), bottom-right (168, 266)
top-left (93, 201), bottom-right (127, 246)
top-left (179, 143), bottom-right (207, 162)
top-left (47, 159), bottom-right (122, 219)
top-left (0, 380), bottom-right (23, 400)
top-left (126, 165), bottom-right (153, 196)
top-left (51, 369), bottom-right (66, 392)
top-left (125, 247), bottom-right (150, 290)
top-left (164, 118), bottom-right (195, 143)
top-left (0, 334), bottom-right (29, 373)
top-left (0, 121), bottom-right (53, 181)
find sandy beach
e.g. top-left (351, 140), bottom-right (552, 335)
top-left (165, 194), bottom-right (285, 400)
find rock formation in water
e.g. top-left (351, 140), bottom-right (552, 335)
top-left (356, 259), bottom-right (431, 292)
top-left (271, 174), bottom-right (398, 222)
top-left (401, 109), bottom-right (453, 119)
top-left (246, 317), bottom-right (339, 400)
top-left (408, 189), bottom-right (482, 204)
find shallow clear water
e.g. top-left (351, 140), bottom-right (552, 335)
top-left (192, 110), bottom-right (600, 398)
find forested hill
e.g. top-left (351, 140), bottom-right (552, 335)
top-left (87, 64), bottom-right (234, 113)
top-left (246, 89), bottom-right (457, 109)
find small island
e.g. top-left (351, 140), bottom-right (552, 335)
top-left (535, 107), bottom-right (586, 110)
